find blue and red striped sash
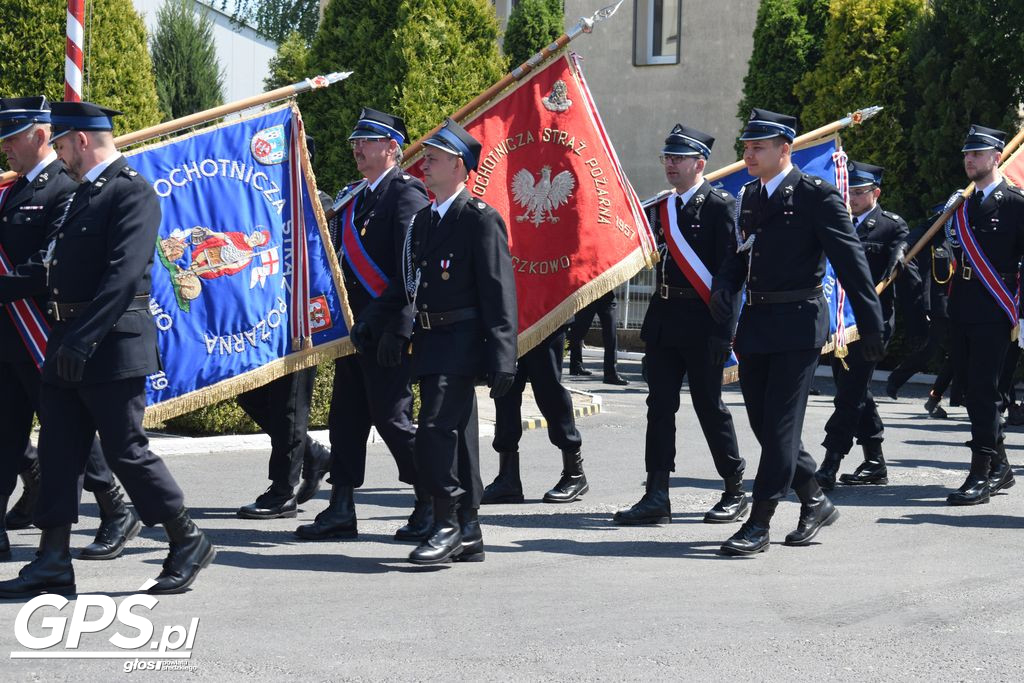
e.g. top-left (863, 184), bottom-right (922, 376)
top-left (0, 244), bottom-right (49, 369)
top-left (340, 190), bottom-right (389, 298)
top-left (953, 197), bottom-right (1020, 333)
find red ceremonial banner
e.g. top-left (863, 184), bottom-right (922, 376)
top-left (405, 52), bottom-right (655, 353)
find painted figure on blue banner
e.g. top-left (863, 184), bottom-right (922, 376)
top-left (710, 109), bottom-right (884, 556)
top-left (360, 118), bottom-right (518, 565)
top-left (296, 108), bottom-right (432, 542)
top-left (815, 161), bottom-right (915, 490)
top-left (0, 102), bottom-right (214, 598)
top-left (0, 96), bottom-right (142, 564)
top-left (941, 124), bottom-right (1024, 505)
top-left (613, 124), bottom-right (748, 527)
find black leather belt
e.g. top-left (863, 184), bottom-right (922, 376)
top-left (416, 307), bottom-right (477, 330)
top-left (659, 284), bottom-right (701, 300)
top-left (746, 286), bottom-right (823, 306)
top-left (960, 266), bottom-right (1016, 282)
top-left (47, 294), bottom-right (150, 322)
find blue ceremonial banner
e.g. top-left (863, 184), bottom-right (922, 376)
top-left (127, 103), bottom-right (352, 424)
top-left (711, 136), bottom-right (858, 354)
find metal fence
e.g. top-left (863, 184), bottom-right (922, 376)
top-left (610, 267), bottom-right (657, 330)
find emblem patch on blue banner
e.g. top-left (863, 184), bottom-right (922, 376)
top-left (251, 124), bottom-right (287, 165)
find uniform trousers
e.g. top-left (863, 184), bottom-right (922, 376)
top-left (34, 377), bottom-right (183, 528)
top-left (738, 348), bottom-right (820, 501)
top-left (951, 322), bottom-right (1011, 456)
top-left (493, 330), bottom-right (581, 454)
top-left (888, 316), bottom-right (950, 390)
top-left (328, 353), bottom-right (417, 488)
top-left (236, 366), bottom-right (316, 488)
top-left (644, 341), bottom-right (744, 478)
top-left (568, 292), bottom-right (618, 374)
top-left (822, 341), bottom-right (884, 455)
top-left (416, 373), bottom-right (481, 507)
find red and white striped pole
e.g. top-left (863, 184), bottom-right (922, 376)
top-left (65, 0), bottom-right (85, 102)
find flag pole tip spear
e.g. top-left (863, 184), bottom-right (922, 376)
top-left (307, 72), bottom-right (353, 89)
top-left (576, 0), bottom-right (625, 35)
top-left (846, 105), bottom-right (883, 126)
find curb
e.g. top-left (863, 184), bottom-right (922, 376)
top-left (520, 401), bottom-right (602, 432)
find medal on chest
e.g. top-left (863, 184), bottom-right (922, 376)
top-left (441, 258), bottom-right (451, 280)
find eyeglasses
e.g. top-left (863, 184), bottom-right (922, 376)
top-left (349, 138), bottom-right (386, 149)
top-left (850, 187), bottom-right (876, 196)
top-left (659, 154), bottom-right (692, 166)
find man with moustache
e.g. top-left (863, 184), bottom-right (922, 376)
top-left (613, 124), bottom-right (748, 526)
top-left (295, 109), bottom-right (432, 542)
top-left (710, 109), bottom-right (884, 556)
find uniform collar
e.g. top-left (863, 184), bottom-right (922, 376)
top-left (854, 204), bottom-right (879, 227)
top-left (431, 186), bottom-right (463, 219)
top-left (761, 164), bottom-right (793, 199)
top-left (673, 178), bottom-right (704, 208)
top-left (24, 151), bottom-right (58, 184)
top-left (367, 165), bottom-right (395, 192)
top-left (976, 175), bottom-right (1002, 202)
top-left (83, 151), bottom-right (123, 183)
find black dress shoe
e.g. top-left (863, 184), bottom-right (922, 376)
top-left (409, 500), bottom-right (462, 565)
top-left (543, 450), bottom-right (589, 503)
top-left (296, 439), bottom-right (332, 504)
top-left (481, 452), bottom-right (525, 504)
top-left (295, 485), bottom-right (358, 540)
top-left (568, 363), bottom-right (592, 376)
top-left (0, 526), bottom-right (76, 599)
top-left (452, 508), bottom-right (485, 563)
top-left (603, 372), bottom-right (629, 386)
top-left (813, 451), bottom-right (844, 491)
top-left (614, 471), bottom-right (670, 525)
top-left (395, 484), bottom-right (433, 541)
top-left (925, 395), bottom-right (948, 419)
top-left (237, 485), bottom-right (297, 519)
top-left (79, 484), bottom-right (142, 560)
top-left (720, 501), bottom-right (777, 556)
top-left (948, 451), bottom-right (992, 506)
top-left (784, 488), bottom-right (839, 546)
top-left (6, 461), bottom-right (40, 531)
top-left (149, 508), bottom-right (215, 595)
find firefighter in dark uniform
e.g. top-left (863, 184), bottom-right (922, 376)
top-left (359, 118), bottom-right (517, 565)
top-left (942, 124), bottom-right (1024, 504)
top-left (815, 161), bottom-right (915, 489)
top-left (0, 96), bottom-right (140, 563)
top-left (710, 109), bottom-right (885, 556)
top-left (0, 102), bottom-right (214, 598)
top-left (567, 290), bottom-right (628, 384)
top-left (295, 109), bottom-right (431, 542)
top-left (481, 324), bottom-right (587, 505)
top-left (613, 124), bottom-right (748, 526)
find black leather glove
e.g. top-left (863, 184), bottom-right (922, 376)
top-left (350, 321), bottom-right (372, 355)
top-left (488, 371), bottom-right (516, 399)
top-left (709, 289), bottom-right (733, 325)
top-left (883, 241), bottom-right (908, 282)
top-left (708, 336), bottom-right (732, 367)
top-left (56, 345), bottom-right (87, 383)
top-left (376, 331), bottom-right (406, 368)
top-left (859, 332), bottom-right (886, 362)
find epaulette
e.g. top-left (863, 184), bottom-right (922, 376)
top-left (120, 165), bottom-right (139, 179)
top-left (801, 173), bottom-right (823, 187)
top-left (1006, 185), bottom-right (1024, 197)
top-left (882, 210), bottom-right (902, 222)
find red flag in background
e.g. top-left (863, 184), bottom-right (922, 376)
top-left (406, 52), bottom-right (656, 353)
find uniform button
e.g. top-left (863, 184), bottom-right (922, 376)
top-left (751, 276), bottom-right (757, 282)
top-left (58, 232), bottom-right (63, 238)
top-left (52, 259), bottom-right (57, 265)
top-left (422, 282), bottom-right (428, 288)
top-left (53, 288), bottom-right (59, 295)
top-left (756, 229), bottom-right (763, 234)
top-left (421, 260), bottom-right (427, 266)
top-left (753, 252), bottom-right (759, 257)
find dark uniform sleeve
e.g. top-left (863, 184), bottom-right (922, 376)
top-left (811, 183), bottom-right (884, 336)
top-left (61, 177), bottom-right (160, 358)
top-left (381, 178), bottom-right (429, 339)
top-left (472, 206), bottom-right (517, 375)
top-left (888, 213), bottom-right (925, 335)
top-left (708, 190), bottom-right (740, 338)
top-left (0, 177), bottom-right (75, 303)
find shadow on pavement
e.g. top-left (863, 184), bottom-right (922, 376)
top-left (501, 538), bottom-right (732, 560)
top-left (876, 511), bottom-right (1024, 529)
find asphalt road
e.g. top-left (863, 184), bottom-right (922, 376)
top-left (1, 357), bottom-right (1022, 681)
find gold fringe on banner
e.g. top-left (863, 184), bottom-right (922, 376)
top-left (133, 102), bottom-right (356, 427)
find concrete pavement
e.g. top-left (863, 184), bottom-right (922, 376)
top-left (1, 356), bottom-right (1022, 681)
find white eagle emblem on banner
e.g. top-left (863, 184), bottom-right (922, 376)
top-left (511, 166), bottom-right (576, 226)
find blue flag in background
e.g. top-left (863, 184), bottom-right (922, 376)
top-left (711, 136), bottom-right (857, 353)
top-left (127, 103), bottom-right (351, 423)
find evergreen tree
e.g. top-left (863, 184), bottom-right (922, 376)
top-left (0, 0), bottom-right (161, 135)
top-left (795, 0), bottom-right (926, 216)
top-left (302, 0), bottom-right (506, 193)
top-left (216, 0), bottom-right (320, 44)
top-left (734, 0), bottom-right (828, 155)
top-left (503, 0), bottom-right (564, 67)
top-left (264, 30), bottom-right (309, 91)
top-left (151, 0), bottom-right (224, 121)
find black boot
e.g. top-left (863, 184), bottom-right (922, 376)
top-left (294, 485), bottom-right (358, 540)
top-left (568, 362), bottom-right (592, 376)
top-left (149, 508), bottom-right (215, 595)
top-left (543, 450), bottom-right (589, 503)
top-left (452, 507), bottom-right (485, 563)
top-left (839, 442), bottom-right (889, 486)
top-left (785, 480), bottom-right (839, 546)
top-left (989, 440), bottom-right (1016, 493)
top-left (481, 452), bottom-right (525, 504)
top-left (813, 451), bottom-right (844, 491)
top-left (613, 471), bottom-right (671, 525)
top-left (296, 440), bottom-right (332, 504)
top-left (885, 375), bottom-right (899, 400)
top-left (603, 371), bottom-right (629, 386)
top-left (924, 394), bottom-right (948, 419)
top-left (394, 484), bottom-right (433, 541)
top-left (0, 496), bottom-right (10, 561)
top-left (6, 461), bottom-right (40, 531)
top-left (0, 525), bottom-right (76, 598)
top-left (947, 449), bottom-right (992, 505)
top-left (237, 482), bottom-right (297, 519)
top-left (79, 484), bottom-right (142, 560)
top-left (409, 498), bottom-right (462, 565)
top-left (704, 473), bottom-right (749, 523)
top-left (720, 500), bottom-right (777, 556)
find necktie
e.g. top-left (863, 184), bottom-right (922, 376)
top-left (759, 183), bottom-right (769, 210)
top-left (430, 209), bottom-right (440, 227)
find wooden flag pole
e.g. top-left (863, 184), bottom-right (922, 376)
top-left (0, 72), bottom-right (352, 184)
top-left (875, 123), bottom-right (1024, 294)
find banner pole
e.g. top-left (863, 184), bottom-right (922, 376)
top-left (65, 0), bottom-right (85, 102)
